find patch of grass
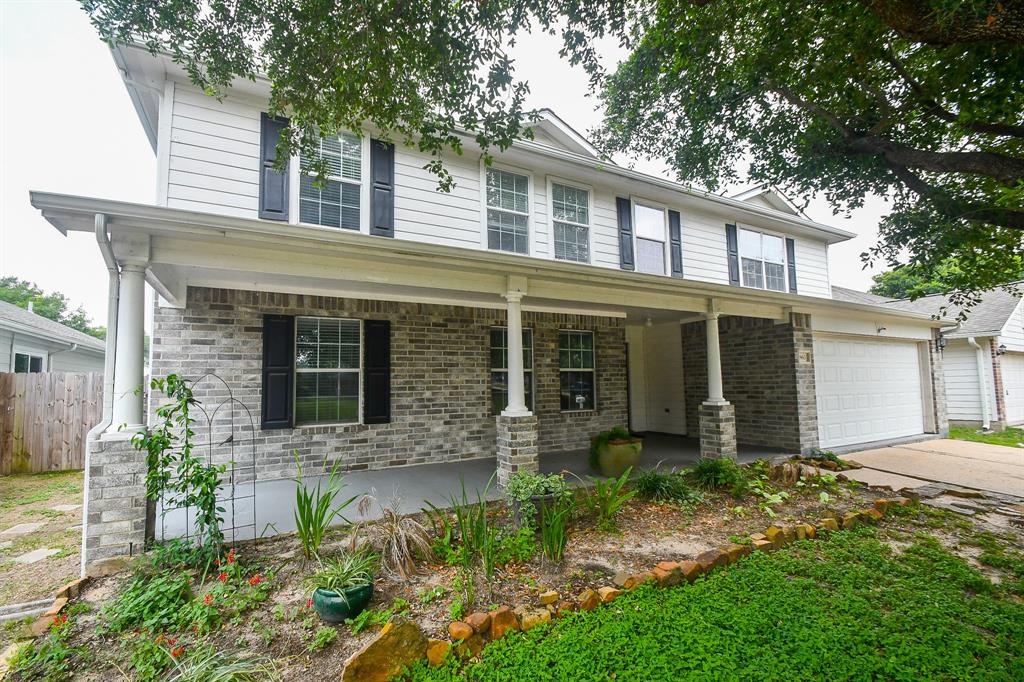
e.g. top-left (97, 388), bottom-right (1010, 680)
top-left (949, 425), bottom-right (1024, 447)
top-left (402, 527), bottom-right (1024, 681)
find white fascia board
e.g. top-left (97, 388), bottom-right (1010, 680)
top-left (28, 190), bottom-right (946, 327)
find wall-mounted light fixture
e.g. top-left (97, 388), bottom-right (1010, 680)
top-left (997, 343), bottom-right (1007, 356)
top-left (936, 335), bottom-right (948, 351)
top-left (645, 317), bottom-right (653, 328)
top-left (876, 325), bottom-right (887, 334)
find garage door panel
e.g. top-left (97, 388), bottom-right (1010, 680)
top-left (814, 336), bottom-right (925, 448)
top-left (1002, 353), bottom-right (1024, 424)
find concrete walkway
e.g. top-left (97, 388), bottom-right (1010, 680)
top-left (157, 434), bottom-right (778, 543)
top-left (843, 438), bottom-right (1024, 497)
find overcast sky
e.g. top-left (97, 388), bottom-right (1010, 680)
top-left (1, 0), bottom-right (891, 326)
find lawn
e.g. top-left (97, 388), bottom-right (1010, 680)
top-left (405, 523), bottom-right (1024, 682)
top-left (949, 425), bottom-right (1024, 447)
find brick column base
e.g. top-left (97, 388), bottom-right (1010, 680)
top-left (496, 414), bottom-right (539, 488)
top-left (84, 436), bottom-right (148, 568)
top-left (699, 402), bottom-right (737, 459)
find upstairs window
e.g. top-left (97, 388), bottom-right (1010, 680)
top-left (739, 228), bottom-right (786, 292)
top-left (634, 203), bottom-right (666, 275)
top-left (299, 133), bottom-right (362, 230)
top-left (559, 331), bottom-right (595, 411)
top-left (486, 168), bottom-right (530, 254)
top-left (294, 317), bottom-right (361, 425)
top-left (490, 328), bottom-right (534, 415)
top-left (552, 183), bottom-right (590, 263)
top-left (14, 352), bottom-right (43, 373)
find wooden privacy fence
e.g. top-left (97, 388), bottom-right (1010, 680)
top-left (0, 372), bottom-right (103, 474)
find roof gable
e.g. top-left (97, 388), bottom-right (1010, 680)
top-left (0, 301), bottom-right (106, 352)
top-left (729, 186), bottom-right (807, 218)
top-left (526, 109), bottom-right (600, 158)
top-left (884, 285), bottom-right (1023, 337)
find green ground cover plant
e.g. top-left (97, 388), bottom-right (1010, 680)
top-left (402, 526), bottom-right (1024, 681)
top-left (950, 426), bottom-right (1024, 448)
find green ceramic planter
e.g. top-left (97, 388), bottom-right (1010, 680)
top-left (597, 440), bottom-right (643, 478)
top-left (311, 583), bottom-right (373, 623)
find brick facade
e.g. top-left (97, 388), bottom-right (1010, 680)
top-left (682, 314), bottom-right (818, 453)
top-left (84, 437), bottom-right (148, 565)
top-left (150, 287), bottom-right (626, 480)
top-left (989, 338), bottom-right (1007, 427)
top-left (930, 330), bottom-right (950, 435)
top-left (495, 415), bottom-right (539, 487)
top-left (698, 402), bottom-right (737, 459)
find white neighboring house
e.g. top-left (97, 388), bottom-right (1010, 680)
top-left (885, 287), bottom-right (1024, 430)
top-left (0, 300), bottom-right (105, 374)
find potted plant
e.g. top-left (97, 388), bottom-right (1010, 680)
top-left (590, 426), bottom-right (643, 478)
top-left (306, 550), bottom-right (377, 623)
top-left (505, 471), bottom-right (571, 529)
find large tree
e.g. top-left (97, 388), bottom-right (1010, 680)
top-left (0, 277), bottom-right (105, 339)
top-left (82, 0), bottom-right (1023, 305)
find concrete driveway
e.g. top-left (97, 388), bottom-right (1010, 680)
top-left (842, 439), bottom-right (1024, 497)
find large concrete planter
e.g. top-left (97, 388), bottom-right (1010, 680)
top-left (596, 439), bottom-right (643, 478)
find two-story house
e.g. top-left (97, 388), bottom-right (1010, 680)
top-left (30, 43), bottom-right (950, 569)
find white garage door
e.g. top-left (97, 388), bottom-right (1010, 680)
top-left (814, 336), bottom-right (925, 448)
top-left (1001, 353), bottom-right (1024, 424)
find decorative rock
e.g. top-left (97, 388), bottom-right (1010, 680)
top-left (597, 586), bottom-right (622, 603)
top-left (30, 616), bottom-right (56, 637)
top-left (873, 498), bottom-right (890, 513)
top-left (464, 612), bottom-right (491, 635)
top-left (85, 556), bottom-right (131, 578)
top-left (795, 524), bottom-right (816, 541)
top-left (489, 606), bottom-right (519, 640)
top-left (516, 607), bottom-right (551, 631)
top-left (860, 508), bottom-right (884, 523)
top-left (695, 548), bottom-right (728, 572)
top-left (817, 517), bottom-right (839, 532)
top-left (556, 600), bottom-right (577, 615)
top-left (426, 640), bottom-right (451, 667)
top-left (725, 543), bottom-right (752, 563)
top-left (623, 572), bottom-right (655, 590)
top-left (679, 560), bottom-right (702, 582)
top-left (454, 634), bottom-right (484, 659)
top-left (55, 577), bottom-right (89, 601)
top-left (782, 526), bottom-right (797, 543)
top-left (342, 619), bottom-right (428, 682)
top-left (765, 526), bottom-right (785, 546)
top-left (578, 589), bottom-right (600, 611)
top-left (842, 512), bottom-right (860, 529)
top-left (448, 621), bottom-right (473, 641)
top-left (749, 532), bottom-right (767, 542)
top-left (752, 539), bottom-right (774, 553)
top-left (43, 597), bottom-right (68, 618)
top-left (652, 562), bottom-right (683, 587)
top-left (612, 571), bottom-right (630, 588)
top-left (892, 496), bottom-right (912, 506)
top-left (538, 590), bottom-right (559, 605)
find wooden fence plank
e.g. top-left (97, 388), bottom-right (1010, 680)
top-left (0, 372), bottom-right (103, 474)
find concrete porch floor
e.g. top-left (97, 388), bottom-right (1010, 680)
top-left (155, 434), bottom-right (782, 544)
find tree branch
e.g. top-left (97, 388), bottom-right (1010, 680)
top-left (861, 0), bottom-right (1024, 45)
top-left (846, 136), bottom-right (1024, 182)
top-left (886, 162), bottom-right (1024, 230)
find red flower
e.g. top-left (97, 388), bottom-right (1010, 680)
top-left (154, 634), bottom-right (165, 645)
top-left (165, 637), bottom-right (176, 646)
top-left (171, 646), bottom-right (185, 658)
top-left (248, 574), bottom-right (262, 586)
top-left (305, 598), bottom-right (313, 609)
top-left (213, 559), bottom-right (220, 567)
top-left (226, 549), bottom-right (236, 565)
top-left (203, 594), bottom-right (214, 605)
top-left (218, 572), bottom-right (228, 583)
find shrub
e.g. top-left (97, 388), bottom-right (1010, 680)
top-left (10, 616), bottom-right (87, 682)
top-left (538, 496), bottom-right (574, 562)
top-left (355, 492), bottom-right (433, 579)
top-left (493, 526), bottom-right (537, 565)
top-left (101, 572), bottom-right (193, 634)
top-left (293, 453), bottom-right (358, 561)
top-left (581, 468), bottom-right (636, 532)
top-left (589, 425), bottom-right (635, 469)
top-left (505, 471), bottom-right (571, 529)
top-left (634, 469), bottom-right (703, 506)
top-left (691, 457), bottom-right (747, 495)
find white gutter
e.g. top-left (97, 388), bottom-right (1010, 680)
top-left (81, 213), bottom-right (120, 577)
top-left (967, 336), bottom-right (991, 430)
top-left (46, 342), bottom-right (78, 371)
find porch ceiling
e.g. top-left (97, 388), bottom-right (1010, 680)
top-left (31, 191), bottom-right (951, 328)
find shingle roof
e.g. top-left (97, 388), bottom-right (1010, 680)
top-left (830, 286), bottom-right (894, 306)
top-left (882, 285), bottom-right (1023, 338)
top-left (0, 300), bottom-right (106, 352)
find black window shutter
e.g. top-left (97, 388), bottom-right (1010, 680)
top-left (370, 139), bottom-right (395, 237)
top-left (259, 113), bottom-right (290, 221)
top-left (786, 237), bottom-right (798, 293)
top-left (668, 209), bottom-right (683, 278)
top-left (616, 197), bottom-right (634, 271)
top-left (363, 320), bottom-right (391, 424)
top-left (261, 314), bottom-right (294, 429)
top-left (725, 223), bottom-right (740, 286)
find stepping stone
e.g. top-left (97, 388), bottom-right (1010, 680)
top-left (49, 504), bottom-right (81, 513)
top-left (14, 548), bottom-right (60, 564)
top-left (0, 523), bottom-right (44, 537)
top-left (0, 541), bottom-right (11, 551)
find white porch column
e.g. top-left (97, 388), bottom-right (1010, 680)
top-left (705, 310), bottom-right (726, 404)
top-left (107, 262), bottom-right (147, 435)
top-left (502, 292), bottom-right (531, 417)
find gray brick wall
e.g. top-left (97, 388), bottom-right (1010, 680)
top-left (150, 287), bottom-right (626, 480)
top-left (682, 314), bottom-right (818, 452)
top-left (932, 330), bottom-right (950, 435)
top-left (84, 436), bottom-right (147, 565)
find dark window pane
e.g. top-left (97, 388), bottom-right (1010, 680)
top-left (560, 371), bottom-right (595, 411)
top-left (13, 354), bottom-right (28, 373)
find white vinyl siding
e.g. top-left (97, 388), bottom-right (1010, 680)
top-left (998, 299), bottom-right (1024, 353)
top-left (942, 338), bottom-right (997, 423)
top-left (1000, 353), bottom-right (1024, 423)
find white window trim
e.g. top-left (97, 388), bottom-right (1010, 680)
top-left (546, 176), bottom-right (593, 264)
top-left (292, 316), bottom-right (364, 427)
top-left (630, 196), bottom-right (671, 276)
top-left (558, 329), bottom-right (598, 412)
top-left (737, 225), bottom-right (789, 293)
top-left (13, 349), bottom-right (46, 373)
top-left (289, 132), bottom-right (372, 235)
top-left (490, 326), bottom-right (535, 414)
top-left (479, 161), bottom-right (534, 256)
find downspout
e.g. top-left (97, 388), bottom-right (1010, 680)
top-left (967, 336), bottom-right (991, 430)
top-left (46, 342), bottom-right (78, 371)
top-left (81, 213), bottom-right (120, 577)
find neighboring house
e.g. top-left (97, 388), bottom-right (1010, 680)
top-left (30, 43), bottom-right (952, 567)
top-left (0, 300), bottom-right (105, 373)
top-left (885, 287), bottom-right (1024, 430)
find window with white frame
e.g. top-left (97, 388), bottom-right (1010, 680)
top-left (294, 317), bottom-right (361, 425)
top-left (13, 352), bottom-right (43, 373)
top-left (559, 330), bottom-right (595, 411)
top-left (552, 183), bottom-right (590, 263)
top-left (739, 228), bottom-right (787, 292)
top-left (490, 328), bottom-right (534, 415)
top-left (486, 168), bottom-right (530, 254)
top-left (299, 133), bottom-right (362, 230)
top-left (634, 203), bottom-right (666, 275)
